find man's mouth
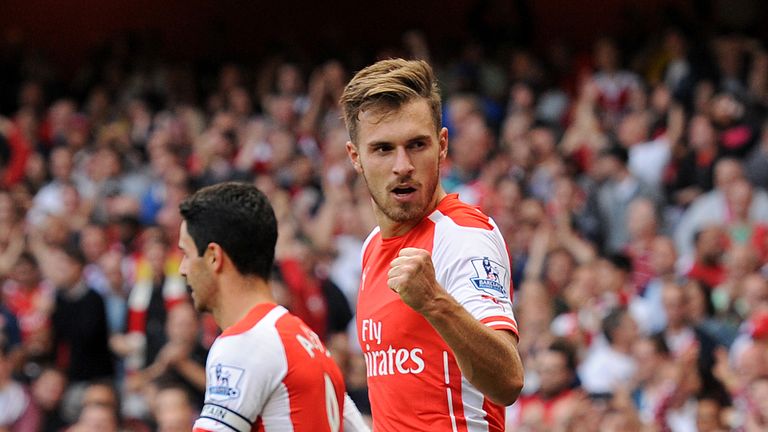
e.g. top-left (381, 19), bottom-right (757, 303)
top-left (391, 186), bottom-right (417, 196)
top-left (390, 185), bottom-right (418, 203)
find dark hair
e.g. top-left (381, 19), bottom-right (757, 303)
top-left (62, 244), bottom-right (87, 266)
top-left (16, 251), bottom-right (38, 269)
top-left (600, 144), bottom-right (629, 165)
top-left (179, 182), bottom-right (277, 280)
top-left (547, 338), bottom-right (578, 373)
top-left (602, 308), bottom-right (627, 344)
top-left (647, 333), bottom-right (670, 355)
top-left (607, 252), bottom-right (632, 273)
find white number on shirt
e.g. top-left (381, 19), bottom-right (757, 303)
top-left (325, 373), bottom-right (341, 432)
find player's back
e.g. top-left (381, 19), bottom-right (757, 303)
top-left (194, 303), bottom-right (346, 432)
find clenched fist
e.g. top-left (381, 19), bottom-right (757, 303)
top-left (388, 247), bottom-right (441, 313)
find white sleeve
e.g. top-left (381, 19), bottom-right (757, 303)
top-left (342, 392), bottom-right (370, 432)
top-left (193, 329), bottom-right (287, 432)
top-left (432, 222), bottom-right (518, 334)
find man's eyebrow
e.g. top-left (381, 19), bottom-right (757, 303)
top-left (365, 135), bottom-right (431, 147)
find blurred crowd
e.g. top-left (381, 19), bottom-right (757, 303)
top-left (2, 14), bottom-right (768, 432)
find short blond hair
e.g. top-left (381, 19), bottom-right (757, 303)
top-left (340, 58), bottom-right (442, 143)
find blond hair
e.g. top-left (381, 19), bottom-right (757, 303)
top-left (340, 58), bottom-right (442, 142)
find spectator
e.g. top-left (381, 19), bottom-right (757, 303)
top-left (1, 251), bottom-right (52, 364)
top-left (686, 225), bottom-right (727, 289)
top-left (590, 37), bottom-right (642, 129)
top-left (579, 308), bottom-right (639, 395)
top-left (593, 144), bottom-right (660, 253)
top-left (26, 366), bottom-right (68, 432)
top-left (151, 383), bottom-right (196, 432)
top-left (119, 229), bottom-right (187, 372)
top-left (0, 343), bottom-right (35, 431)
top-left (508, 339), bottom-right (585, 430)
top-left (675, 158), bottom-right (768, 258)
top-left (48, 245), bottom-right (114, 383)
top-left (125, 302), bottom-right (206, 408)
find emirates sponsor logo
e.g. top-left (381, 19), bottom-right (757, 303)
top-left (361, 319), bottom-right (425, 376)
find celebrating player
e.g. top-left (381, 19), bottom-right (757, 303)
top-left (178, 182), bottom-right (367, 431)
top-left (341, 59), bottom-right (524, 431)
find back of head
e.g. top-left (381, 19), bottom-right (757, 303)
top-left (179, 182), bottom-right (277, 280)
top-left (340, 58), bottom-right (442, 143)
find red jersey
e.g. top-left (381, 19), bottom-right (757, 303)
top-left (357, 194), bottom-right (518, 431)
top-left (193, 303), bottom-right (346, 432)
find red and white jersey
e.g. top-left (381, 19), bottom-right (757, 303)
top-left (357, 194), bottom-right (518, 432)
top-left (194, 303), bottom-right (346, 432)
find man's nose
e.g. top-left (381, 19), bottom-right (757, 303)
top-left (392, 146), bottom-right (414, 176)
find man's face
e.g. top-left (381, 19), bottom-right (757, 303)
top-left (178, 221), bottom-right (217, 313)
top-left (346, 99), bottom-right (447, 231)
top-left (537, 350), bottom-right (571, 397)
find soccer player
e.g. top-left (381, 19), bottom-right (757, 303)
top-left (341, 59), bottom-right (524, 431)
top-left (178, 182), bottom-right (367, 432)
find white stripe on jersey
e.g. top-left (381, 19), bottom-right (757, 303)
top-left (443, 351), bottom-right (459, 432)
top-left (259, 381), bottom-right (294, 432)
top-left (461, 375), bottom-right (490, 432)
top-left (261, 306), bottom-right (289, 328)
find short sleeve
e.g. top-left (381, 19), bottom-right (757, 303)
top-left (193, 328), bottom-right (287, 432)
top-left (432, 222), bottom-right (518, 336)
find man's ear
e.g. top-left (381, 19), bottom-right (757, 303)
top-left (439, 127), bottom-right (449, 162)
top-left (346, 141), bottom-right (363, 173)
top-left (206, 242), bottom-right (225, 273)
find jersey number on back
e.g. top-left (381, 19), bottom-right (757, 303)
top-left (325, 373), bottom-right (340, 432)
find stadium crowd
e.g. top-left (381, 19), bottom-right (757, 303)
top-left (1, 14), bottom-right (768, 432)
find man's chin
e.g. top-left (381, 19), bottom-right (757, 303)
top-left (189, 291), bottom-right (206, 312)
top-left (380, 200), bottom-right (426, 222)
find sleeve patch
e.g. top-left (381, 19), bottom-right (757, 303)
top-left (468, 257), bottom-right (509, 298)
top-left (207, 363), bottom-right (245, 402)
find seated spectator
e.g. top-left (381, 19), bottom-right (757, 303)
top-left (151, 383), bottom-right (196, 432)
top-left (47, 245), bottom-right (114, 384)
top-left (66, 403), bottom-right (119, 432)
top-left (126, 302), bottom-right (206, 408)
top-left (593, 144), bottom-right (661, 253)
top-left (507, 339), bottom-right (586, 430)
top-left (675, 158), bottom-right (768, 258)
top-left (0, 343), bottom-right (35, 431)
top-left (686, 225), bottom-right (727, 289)
top-left (579, 308), bottom-right (639, 395)
top-left (26, 366), bottom-right (68, 432)
top-left (116, 230), bottom-right (187, 373)
top-left (630, 335), bottom-right (675, 426)
top-left (695, 397), bottom-right (729, 432)
top-left (2, 251), bottom-right (55, 361)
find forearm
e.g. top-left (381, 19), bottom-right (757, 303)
top-left (421, 293), bottom-right (523, 406)
top-left (173, 358), bottom-right (207, 391)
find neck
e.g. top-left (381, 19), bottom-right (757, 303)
top-left (377, 188), bottom-right (447, 238)
top-left (213, 274), bottom-right (275, 329)
top-left (63, 280), bottom-right (88, 300)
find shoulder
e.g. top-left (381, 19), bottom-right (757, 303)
top-left (432, 194), bottom-right (494, 231)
